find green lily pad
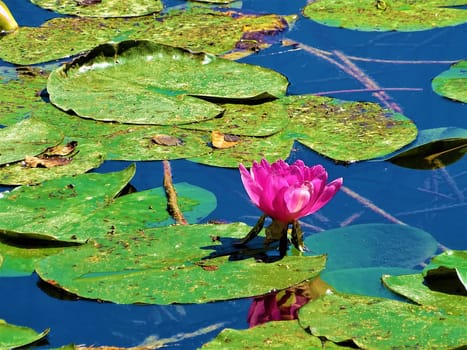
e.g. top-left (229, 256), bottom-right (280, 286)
top-left (189, 128), bottom-right (294, 168)
top-left (320, 267), bottom-right (417, 298)
top-left (282, 95), bottom-right (417, 162)
top-left (0, 165), bottom-right (136, 242)
top-left (424, 250), bottom-right (467, 291)
top-left (304, 223), bottom-right (439, 270)
top-left (0, 9), bottom-right (293, 65)
top-left (201, 320), bottom-right (346, 349)
top-left (181, 100), bottom-right (289, 137)
top-left (48, 40), bottom-right (288, 125)
top-left (0, 319), bottom-right (49, 349)
top-left (382, 272), bottom-right (466, 316)
top-left (0, 238), bottom-right (66, 277)
top-left (0, 165), bottom-right (217, 243)
top-left (30, 0), bottom-right (163, 17)
top-left (384, 127), bottom-right (467, 169)
top-left (432, 60), bottom-right (467, 102)
top-left (0, 117), bottom-right (63, 166)
top-left (0, 139), bottom-right (105, 185)
top-left (36, 223), bottom-right (327, 304)
top-left (299, 292), bottom-right (466, 349)
top-left (303, 0), bottom-right (467, 32)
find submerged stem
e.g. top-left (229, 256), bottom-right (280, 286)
top-left (163, 160), bottom-right (188, 225)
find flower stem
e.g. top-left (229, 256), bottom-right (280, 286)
top-left (163, 160), bottom-right (188, 225)
top-left (233, 214), bottom-right (266, 246)
top-left (291, 220), bottom-right (305, 252)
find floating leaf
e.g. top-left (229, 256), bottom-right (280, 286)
top-left (30, 0), bottom-right (163, 17)
top-left (180, 100), bottom-right (289, 137)
top-left (0, 117), bottom-right (63, 166)
top-left (320, 267), bottom-right (417, 298)
top-left (0, 238), bottom-right (65, 277)
top-left (424, 250), bottom-right (467, 292)
top-left (0, 9), bottom-right (292, 65)
top-left (0, 165), bottom-right (136, 242)
top-left (383, 127), bottom-right (467, 169)
top-left (299, 292), bottom-right (466, 349)
top-left (304, 223), bottom-right (439, 270)
top-left (211, 131), bottom-right (240, 149)
top-left (201, 320), bottom-right (346, 349)
top-left (0, 319), bottom-right (49, 349)
top-left (48, 41), bottom-right (288, 125)
top-left (36, 223), bottom-right (327, 304)
top-left (189, 128), bottom-right (293, 167)
top-left (382, 271), bottom-right (466, 316)
top-left (303, 0), bottom-right (467, 32)
top-left (432, 60), bottom-right (467, 102)
top-left (282, 95), bottom-right (417, 162)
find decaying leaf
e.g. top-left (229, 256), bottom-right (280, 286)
top-left (211, 131), bottom-right (240, 149)
top-left (22, 155), bottom-right (74, 168)
top-left (151, 134), bottom-right (184, 146)
top-left (43, 141), bottom-right (78, 156)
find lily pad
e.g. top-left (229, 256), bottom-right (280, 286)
top-left (320, 267), bottom-right (417, 298)
top-left (36, 223), bottom-right (327, 304)
top-left (299, 292), bottom-right (466, 349)
top-left (0, 9), bottom-right (293, 65)
top-left (0, 139), bottom-right (105, 185)
top-left (181, 100), bottom-right (289, 137)
top-left (0, 165), bottom-right (136, 242)
top-left (0, 117), bottom-right (63, 166)
top-left (30, 0), bottom-right (163, 17)
top-left (0, 319), bottom-right (49, 349)
top-left (424, 249), bottom-right (467, 291)
top-left (0, 165), bottom-right (217, 243)
top-left (383, 127), bottom-right (467, 169)
top-left (47, 41), bottom-right (288, 125)
top-left (0, 237), bottom-right (66, 277)
top-left (303, 0), bottom-right (467, 32)
top-left (382, 271), bottom-right (467, 316)
top-left (304, 223), bottom-right (439, 270)
top-left (201, 320), bottom-right (346, 349)
top-left (432, 60), bottom-right (467, 102)
top-left (282, 95), bottom-right (417, 162)
top-left (189, 128), bottom-right (294, 167)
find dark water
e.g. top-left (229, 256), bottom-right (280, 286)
top-left (0, 0), bottom-right (466, 348)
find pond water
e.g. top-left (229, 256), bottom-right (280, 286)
top-left (0, 0), bottom-right (466, 348)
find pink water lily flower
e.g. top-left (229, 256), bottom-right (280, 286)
top-left (240, 159), bottom-right (343, 223)
top-left (236, 159), bottom-right (342, 254)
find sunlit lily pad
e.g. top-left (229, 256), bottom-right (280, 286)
top-left (181, 100), bottom-right (289, 137)
top-left (0, 117), bottom-right (63, 166)
top-left (383, 127), bottom-right (467, 169)
top-left (432, 60), bottom-right (467, 102)
top-left (30, 0), bottom-right (163, 17)
top-left (201, 320), bottom-right (346, 349)
top-left (0, 9), bottom-right (293, 65)
top-left (36, 223), bottom-right (327, 304)
top-left (48, 41), bottom-right (288, 125)
top-left (0, 139), bottom-right (105, 185)
top-left (299, 292), bottom-right (466, 349)
top-left (304, 223), bottom-right (439, 270)
top-left (303, 0), bottom-right (467, 32)
top-left (282, 95), bottom-right (417, 162)
top-left (189, 129), bottom-right (294, 167)
top-left (0, 165), bottom-right (216, 243)
top-left (0, 319), bottom-right (49, 349)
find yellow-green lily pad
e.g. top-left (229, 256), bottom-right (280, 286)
top-left (432, 60), bottom-right (467, 103)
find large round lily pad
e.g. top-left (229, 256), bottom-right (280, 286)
top-left (282, 95), bottom-right (417, 162)
top-left (36, 223), bottom-right (327, 304)
top-left (303, 0), bottom-right (467, 32)
top-left (304, 223), bottom-right (439, 270)
top-left (30, 0), bottom-right (163, 18)
top-left (432, 60), bottom-right (467, 103)
top-left (0, 117), bottom-right (63, 166)
top-left (299, 292), bottom-right (466, 349)
top-left (47, 40), bottom-right (288, 125)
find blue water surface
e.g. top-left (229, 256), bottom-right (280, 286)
top-left (0, 0), bottom-right (466, 348)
